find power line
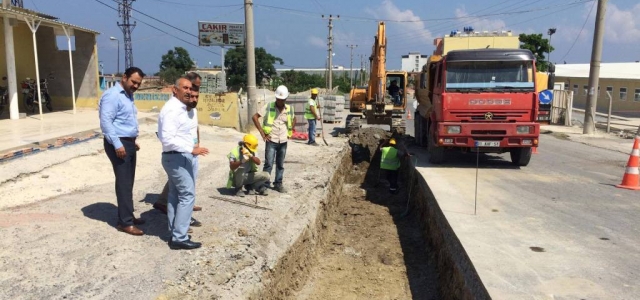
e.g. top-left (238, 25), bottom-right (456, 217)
top-left (93, 0), bottom-right (221, 56)
top-left (560, 0), bottom-right (597, 61)
top-left (256, 1), bottom-right (593, 23)
top-left (142, 0), bottom-right (242, 8)
top-left (110, 0), bottom-right (195, 38)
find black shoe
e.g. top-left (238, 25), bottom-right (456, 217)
top-left (169, 239), bottom-right (202, 250)
top-left (190, 217), bottom-right (202, 227)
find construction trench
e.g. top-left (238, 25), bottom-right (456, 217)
top-left (250, 128), bottom-right (490, 300)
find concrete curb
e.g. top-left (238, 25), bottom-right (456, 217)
top-left (0, 130), bottom-right (101, 163)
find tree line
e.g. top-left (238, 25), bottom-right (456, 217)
top-left (156, 33), bottom-right (553, 93)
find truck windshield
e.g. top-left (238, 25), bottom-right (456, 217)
top-left (445, 60), bottom-right (534, 92)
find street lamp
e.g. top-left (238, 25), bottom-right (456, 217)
top-left (109, 36), bottom-right (120, 76)
top-left (547, 28), bottom-right (556, 72)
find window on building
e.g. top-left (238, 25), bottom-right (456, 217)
top-left (583, 85), bottom-right (588, 96)
top-left (564, 83), bottom-right (569, 90)
top-left (620, 87), bottom-right (627, 101)
top-left (573, 84), bottom-right (578, 95)
top-left (56, 35), bottom-right (76, 51)
top-left (635, 88), bottom-right (640, 102)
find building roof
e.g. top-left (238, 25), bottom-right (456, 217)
top-left (0, 6), bottom-right (100, 34)
top-left (555, 63), bottom-right (640, 80)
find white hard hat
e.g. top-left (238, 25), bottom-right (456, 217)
top-left (275, 85), bottom-right (289, 100)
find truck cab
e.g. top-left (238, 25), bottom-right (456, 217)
top-left (416, 48), bottom-right (540, 166)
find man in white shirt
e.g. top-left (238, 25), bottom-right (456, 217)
top-left (158, 77), bottom-right (209, 250)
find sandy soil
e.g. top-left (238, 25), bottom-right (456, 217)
top-left (253, 128), bottom-right (439, 300)
top-left (0, 119), bottom-right (346, 299)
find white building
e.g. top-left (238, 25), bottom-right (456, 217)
top-left (401, 52), bottom-right (429, 73)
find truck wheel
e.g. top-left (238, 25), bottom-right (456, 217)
top-left (510, 147), bottom-right (532, 166)
top-left (428, 132), bottom-right (445, 164)
top-left (414, 114), bottom-right (423, 146)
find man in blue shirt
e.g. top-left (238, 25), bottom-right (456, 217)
top-left (99, 67), bottom-right (146, 236)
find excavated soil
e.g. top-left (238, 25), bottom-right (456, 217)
top-left (256, 128), bottom-right (439, 299)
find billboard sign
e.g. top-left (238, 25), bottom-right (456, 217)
top-left (198, 22), bottom-right (245, 46)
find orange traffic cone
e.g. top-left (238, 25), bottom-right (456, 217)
top-left (532, 146), bottom-right (538, 154)
top-left (406, 109), bottom-right (412, 120)
top-left (616, 136), bottom-right (640, 190)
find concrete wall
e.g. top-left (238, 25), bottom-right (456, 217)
top-left (557, 76), bottom-right (640, 113)
top-left (109, 91), bottom-right (241, 130)
top-left (36, 26), bottom-right (99, 110)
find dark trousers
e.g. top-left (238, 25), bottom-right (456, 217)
top-left (307, 119), bottom-right (316, 144)
top-left (386, 169), bottom-right (399, 191)
top-left (104, 138), bottom-right (137, 227)
top-left (263, 141), bottom-right (287, 186)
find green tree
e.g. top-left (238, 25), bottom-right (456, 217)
top-left (332, 73), bottom-right (352, 94)
top-left (158, 47), bottom-right (193, 83)
top-left (519, 33), bottom-right (554, 72)
top-left (225, 47), bottom-right (284, 90)
top-left (279, 70), bottom-right (325, 93)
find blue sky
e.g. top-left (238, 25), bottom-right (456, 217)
top-left (29, 0), bottom-right (640, 74)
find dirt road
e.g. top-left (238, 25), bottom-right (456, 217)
top-left (0, 120), bottom-right (345, 299)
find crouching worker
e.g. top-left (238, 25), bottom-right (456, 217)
top-left (380, 138), bottom-right (404, 194)
top-left (227, 134), bottom-right (270, 197)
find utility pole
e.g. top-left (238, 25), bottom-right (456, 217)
top-left (323, 14), bottom-right (338, 94)
top-left (583, 0), bottom-right (607, 134)
top-left (244, 0), bottom-right (257, 132)
top-left (547, 28), bottom-right (556, 71)
top-left (346, 44), bottom-right (358, 89)
top-left (117, 0), bottom-right (136, 69)
top-left (359, 54), bottom-right (366, 86)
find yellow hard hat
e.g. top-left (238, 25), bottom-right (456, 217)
top-left (311, 88), bottom-right (319, 94)
top-left (243, 134), bottom-right (259, 152)
top-left (389, 138), bottom-right (396, 145)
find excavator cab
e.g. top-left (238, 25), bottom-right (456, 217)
top-left (385, 74), bottom-right (406, 107)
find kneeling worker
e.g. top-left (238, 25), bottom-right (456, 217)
top-left (227, 134), bottom-right (270, 197)
top-left (380, 138), bottom-right (403, 194)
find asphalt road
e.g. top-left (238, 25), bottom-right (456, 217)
top-left (404, 107), bottom-right (640, 298)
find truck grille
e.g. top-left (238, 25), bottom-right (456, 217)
top-left (471, 130), bottom-right (507, 135)
top-left (450, 111), bottom-right (528, 121)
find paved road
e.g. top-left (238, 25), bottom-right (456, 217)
top-left (407, 121), bottom-right (639, 298)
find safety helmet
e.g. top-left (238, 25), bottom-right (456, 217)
top-left (389, 138), bottom-right (396, 145)
top-left (275, 85), bottom-right (289, 100)
top-left (311, 88), bottom-right (319, 95)
top-left (243, 134), bottom-right (259, 152)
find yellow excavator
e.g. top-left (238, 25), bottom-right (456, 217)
top-left (348, 22), bottom-right (407, 133)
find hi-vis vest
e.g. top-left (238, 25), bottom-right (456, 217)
top-left (226, 146), bottom-right (258, 188)
top-left (304, 98), bottom-right (317, 119)
top-left (380, 146), bottom-right (401, 170)
top-left (262, 102), bottom-right (294, 137)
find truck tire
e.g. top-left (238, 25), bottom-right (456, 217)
top-left (428, 130), bottom-right (445, 164)
top-left (414, 113), bottom-right (424, 147)
top-left (510, 147), bottom-right (532, 167)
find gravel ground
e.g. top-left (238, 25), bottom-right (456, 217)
top-left (0, 119), bottom-right (347, 299)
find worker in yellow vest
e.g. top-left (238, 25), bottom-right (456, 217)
top-left (380, 138), bottom-right (404, 194)
top-left (227, 134), bottom-right (270, 197)
top-left (252, 85), bottom-right (296, 193)
top-left (304, 88), bottom-right (321, 146)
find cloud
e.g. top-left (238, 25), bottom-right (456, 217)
top-left (307, 36), bottom-right (326, 48)
top-left (265, 35), bottom-right (281, 49)
top-left (453, 6), bottom-right (506, 32)
top-left (604, 3), bottom-right (640, 43)
top-left (367, 0), bottom-right (433, 42)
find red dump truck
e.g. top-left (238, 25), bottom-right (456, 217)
top-left (413, 31), bottom-right (548, 166)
